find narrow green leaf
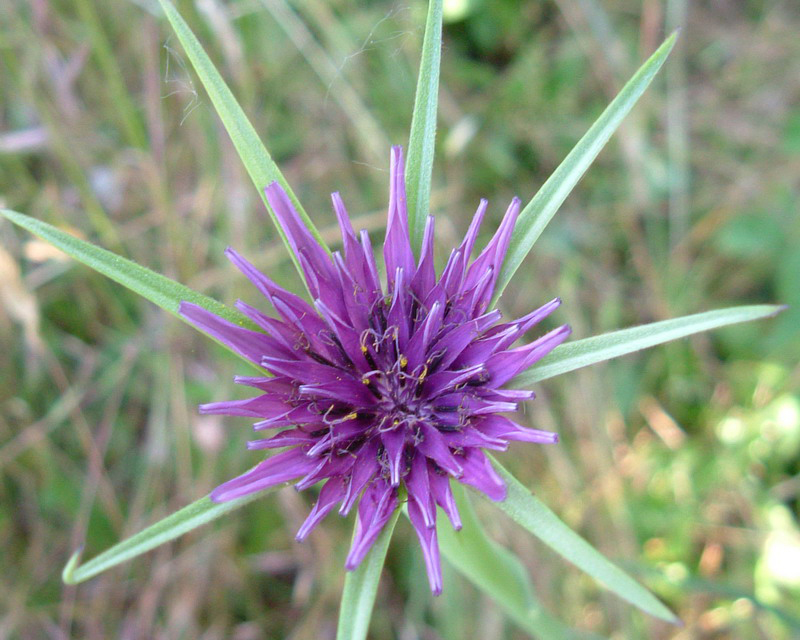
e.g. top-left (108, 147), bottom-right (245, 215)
top-left (337, 509), bottom-right (400, 640)
top-left (492, 33), bottom-right (678, 306)
top-left (489, 459), bottom-right (679, 623)
top-left (405, 0), bottom-right (443, 255)
top-left (63, 489), bottom-right (278, 585)
top-left (511, 304), bottom-right (785, 387)
top-left (438, 484), bottom-right (599, 639)
top-left (156, 0), bottom-right (330, 272)
top-left (0, 209), bottom-right (260, 368)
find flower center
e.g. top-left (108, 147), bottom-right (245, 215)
top-left (346, 321), bottom-right (438, 433)
top-left (364, 359), bottom-right (428, 430)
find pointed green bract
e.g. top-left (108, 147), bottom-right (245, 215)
top-left (489, 458), bottom-right (679, 623)
top-left (491, 32), bottom-right (678, 306)
top-left (62, 489), bottom-right (278, 585)
top-left (337, 509), bottom-right (400, 640)
top-left (1, 209), bottom-right (260, 369)
top-left (156, 0), bottom-right (330, 274)
top-left (438, 484), bottom-right (597, 639)
top-left (405, 0), bottom-right (443, 255)
top-left (511, 304), bottom-right (785, 387)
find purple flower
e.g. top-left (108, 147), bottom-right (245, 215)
top-left (180, 146), bottom-right (570, 595)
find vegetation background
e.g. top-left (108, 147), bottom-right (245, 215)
top-left (1, 0), bottom-right (798, 637)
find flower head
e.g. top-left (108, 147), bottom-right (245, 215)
top-left (180, 146), bottom-right (570, 594)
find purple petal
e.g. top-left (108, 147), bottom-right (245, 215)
top-left (423, 364), bottom-right (485, 398)
top-left (200, 395), bottom-right (293, 418)
top-left (314, 297), bottom-right (371, 371)
top-left (385, 268), bottom-right (410, 350)
top-left (306, 417), bottom-right (366, 456)
top-left (429, 310), bottom-right (501, 371)
top-left (345, 479), bottom-right (398, 570)
top-left (485, 324), bottom-right (572, 386)
top-left (433, 393), bottom-right (516, 416)
top-left (456, 449), bottom-right (506, 501)
top-left (252, 404), bottom-right (324, 431)
top-left (247, 428), bottom-right (315, 450)
top-left (475, 415), bottom-right (559, 444)
top-left (404, 300), bottom-right (443, 371)
top-left (330, 253), bottom-right (372, 333)
top-left (179, 302), bottom-right (270, 366)
top-left (490, 197), bottom-right (522, 269)
top-left (411, 215), bottom-right (436, 297)
top-left (429, 472), bottom-right (462, 530)
top-left (294, 453), bottom-right (356, 491)
top-left (331, 192), bottom-right (361, 267)
top-left (407, 498), bottom-right (442, 595)
top-left (264, 182), bottom-right (335, 291)
top-left (210, 448), bottom-right (316, 502)
top-left (406, 454), bottom-right (435, 528)
top-left (465, 197), bottom-right (520, 283)
top-left (493, 298), bottom-right (562, 353)
top-left (234, 300), bottom-right (298, 357)
top-left (463, 265), bottom-right (495, 317)
top-left (383, 146), bottom-right (415, 287)
top-left (416, 422), bottom-right (463, 476)
top-left (459, 199), bottom-right (488, 260)
top-left (296, 478), bottom-right (347, 541)
top-left (261, 356), bottom-right (352, 388)
top-left (380, 428), bottom-right (407, 487)
top-left (225, 248), bottom-right (316, 322)
top-left (298, 378), bottom-right (376, 406)
top-left (445, 426), bottom-right (509, 451)
top-left (464, 197), bottom-right (521, 303)
top-left (233, 375), bottom-right (288, 391)
top-left (453, 325), bottom-right (517, 368)
top-left (359, 229), bottom-right (383, 302)
top-left (340, 439), bottom-right (380, 515)
top-left (440, 249), bottom-right (466, 299)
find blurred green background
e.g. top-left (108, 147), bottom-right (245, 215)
top-left (1, 0), bottom-right (799, 637)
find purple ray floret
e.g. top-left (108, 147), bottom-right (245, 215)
top-left (179, 146), bottom-right (570, 595)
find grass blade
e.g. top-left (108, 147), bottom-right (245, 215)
top-left (511, 304), bottom-right (785, 387)
top-left (489, 459), bottom-right (679, 623)
top-left (1, 209), bottom-right (260, 367)
top-left (260, 0), bottom-right (388, 165)
top-left (492, 32), bottom-right (677, 306)
top-left (405, 0), bottom-right (443, 254)
top-left (337, 509), bottom-right (400, 640)
top-left (156, 0), bottom-right (330, 271)
top-left (74, 0), bottom-right (148, 149)
top-left (63, 489), bottom-right (278, 584)
top-left (438, 484), bottom-right (600, 639)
